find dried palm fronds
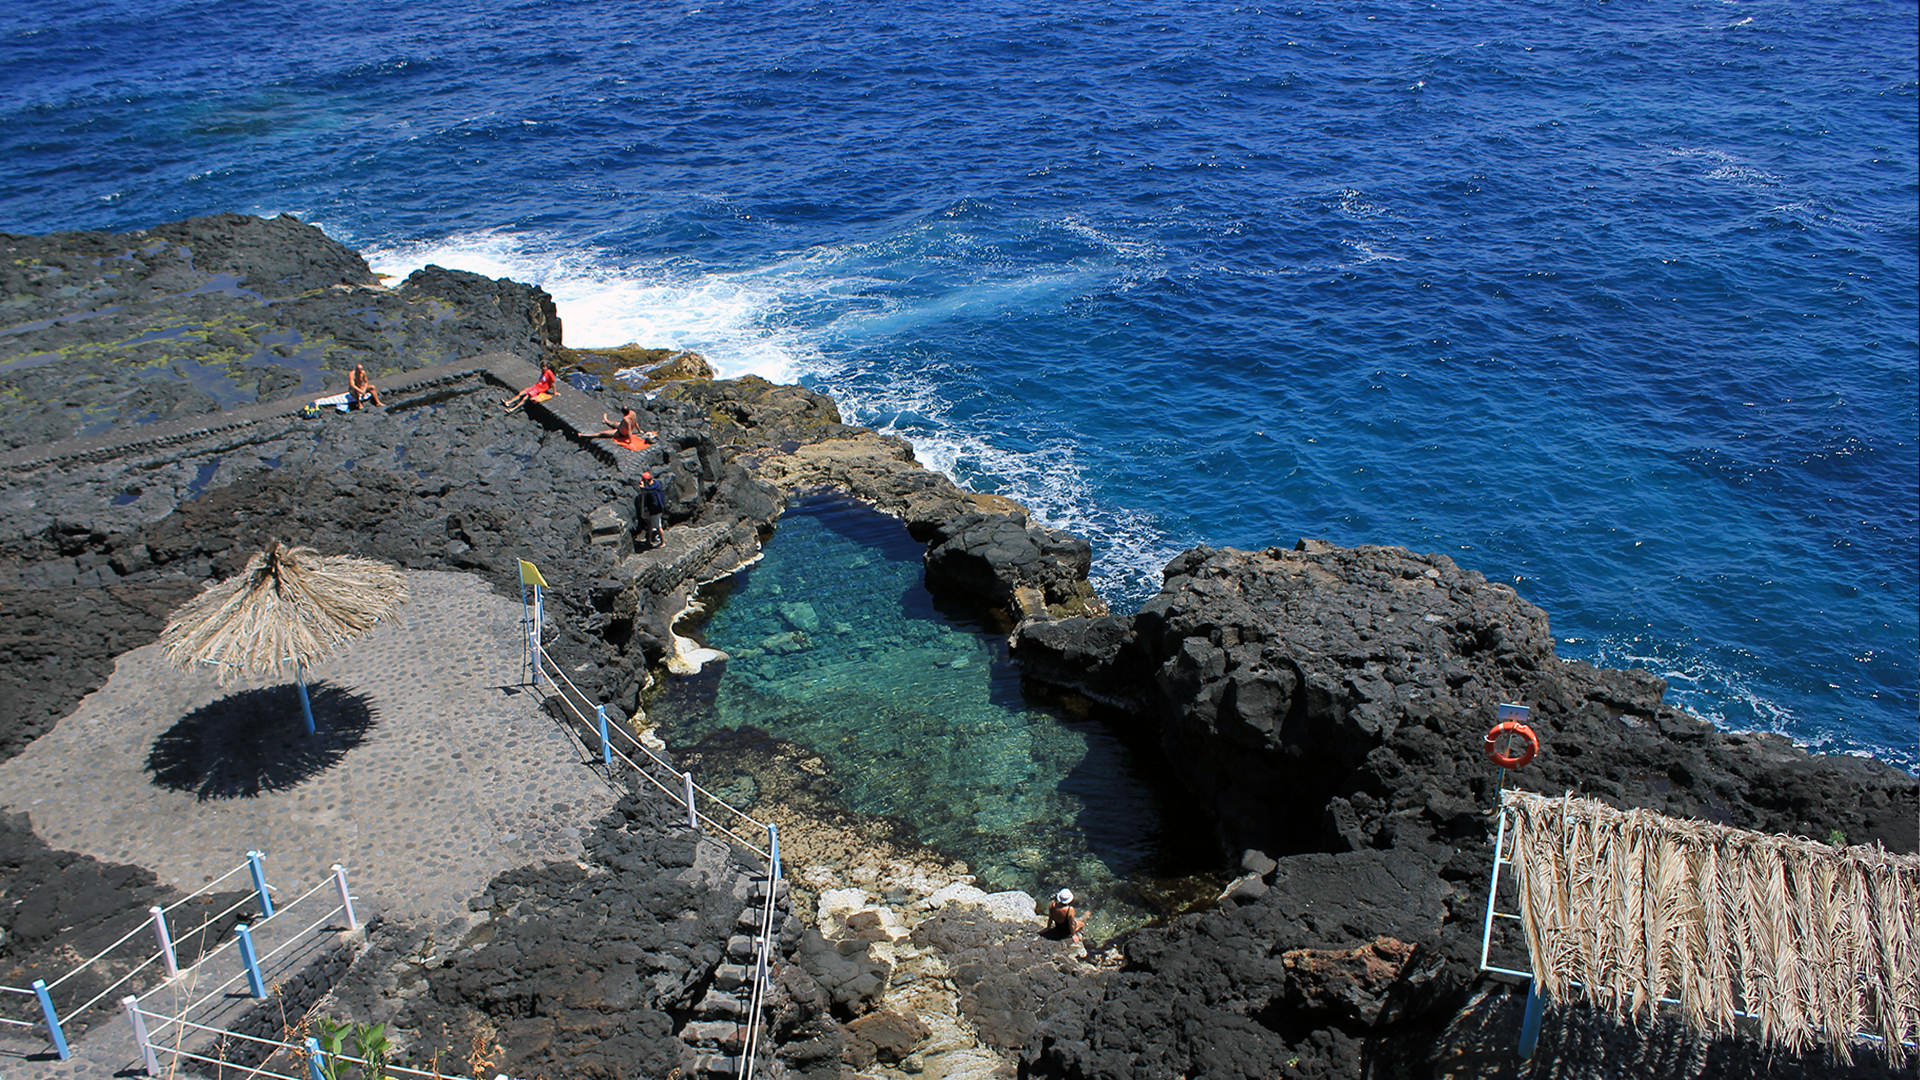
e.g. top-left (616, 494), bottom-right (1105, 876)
top-left (161, 542), bottom-right (408, 682)
top-left (1502, 789), bottom-right (1919, 1065)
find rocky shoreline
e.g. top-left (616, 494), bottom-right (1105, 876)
top-left (2, 214), bottom-right (1914, 1079)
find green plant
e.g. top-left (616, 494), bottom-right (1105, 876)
top-left (314, 1018), bottom-right (351, 1080)
top-left (1827, 828), bottom-right (1848, 848)
top-left (353, 1022), bottom-right (392, 1080)
top-left (312, 1018), bottom-right (392, 1080)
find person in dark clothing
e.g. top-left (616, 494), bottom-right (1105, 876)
top-left (638, 470), bottom-right (667, 548)
top-left (1046, 888), bottom-right (1085, 944)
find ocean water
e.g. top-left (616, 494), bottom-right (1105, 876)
top-left (1, 0), bottom-right (1914, 768)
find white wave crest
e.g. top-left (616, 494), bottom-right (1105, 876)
top-left (811, 366), bottom-right (1177, 607)
top-left (362, 230), bottom-right (811, 381)
top-left (364, 217), bottom-right (1180, 607)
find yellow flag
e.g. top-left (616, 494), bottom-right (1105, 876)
top-left (518, 559), bottom-right (548, 587)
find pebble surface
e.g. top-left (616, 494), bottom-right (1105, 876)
top-left (0, 569), bottom-right (619, 927)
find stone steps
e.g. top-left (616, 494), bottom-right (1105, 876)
top-left (680, 876), bottom-right (791, 1079)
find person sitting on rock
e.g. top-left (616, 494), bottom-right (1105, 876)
top-left (502, 364), bottom-right (557, 411)
top-left (348, 363), bottom-right (385, 409)
top-left (1045, 888), bottom-right (1086, 944)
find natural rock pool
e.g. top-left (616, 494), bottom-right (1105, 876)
top-left (651, 497), bottom-right (1217, 938)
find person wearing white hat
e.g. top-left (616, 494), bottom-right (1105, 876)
top-left (1047, 887), bottom-right (1085, 944)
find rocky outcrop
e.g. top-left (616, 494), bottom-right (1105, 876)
top-left (394, 265), bottom-right (563, 359)
top-left (1013, 539), bottom-right (1919, 1079)
top-left (668, 378), bottom-right (1107, 623)
top-left (0, 214), bottom-right (564, 450)
top-left (1018, 540), bottom-right (1919, 859)
top-left (923, 511), bottom-right (1106, 621)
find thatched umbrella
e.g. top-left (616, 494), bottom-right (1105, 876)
top-left (160, 542), bottom-right (408, 734)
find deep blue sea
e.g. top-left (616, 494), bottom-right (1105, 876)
top-left (2, 0), bottom-right (1914, 768)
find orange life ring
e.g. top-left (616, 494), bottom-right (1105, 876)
top-left (1484, 721), bottom-right (1540, 770)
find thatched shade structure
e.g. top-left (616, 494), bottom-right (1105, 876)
top-left (1503, 789), bottom-right (1919, 1065)
top-left (160, 542), bottom-right (407, 733)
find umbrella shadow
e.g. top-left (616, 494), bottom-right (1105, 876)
top-left (146, 681), bottom-right (376, 800)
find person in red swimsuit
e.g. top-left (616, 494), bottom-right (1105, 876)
top-left (501, 365), bottom-right (557, 411)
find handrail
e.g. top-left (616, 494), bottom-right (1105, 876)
top-left (533, 644), bottom-right (773, 850)
top-left (738, 874), bottom-right (781, 1078)
top-left (137, 1006), bottom-right (482, 1080)
top-left (32, 854), bottom-right (253, 996)
top-left (528, 631), bottom-right (785, 1078)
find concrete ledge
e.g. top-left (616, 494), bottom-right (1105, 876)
top-left (0, 352), bottom-right (660, 474)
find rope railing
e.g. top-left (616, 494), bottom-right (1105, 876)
top-left (130, 1004), bottom-right (490, 1080)
top-left (523, 583), bottom-right (784, 1080)
top-left (3, 852), bottom-right (359, 1062)
top-left (7, 853), bottom-right (255, 1004)
top-left (533, 644), bottom-right (773, 855)
top-left (138, 875), bottom-right (358, 1044)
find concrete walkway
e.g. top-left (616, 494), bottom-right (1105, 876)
top-left (0, 569), bottom-right (618, 927)
top-left (0, 351), bottom-right (641, 472)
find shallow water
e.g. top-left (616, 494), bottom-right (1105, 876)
top-left (650, 497), bottom-right (1215, 937)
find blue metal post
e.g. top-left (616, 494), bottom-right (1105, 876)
top-left (596, 704), bottom-right (612, 766)
top-left (1517, 980), bottom-right (1546, 1060)
top-left (296, 662), bottom-right (316, 735)
top-left (236, 924), bottom-right (267, 999)
top-left (31, 978), bottom-right (69, 1059)
top-left (768, 823), bottom-right (782, 883)
top-left (305, 1035), bottom-right (329, 1080)
top-left (248, 849), bottom-right (275, 919)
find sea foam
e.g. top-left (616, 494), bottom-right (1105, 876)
top-left (363, 231), bottom-right (809, 383)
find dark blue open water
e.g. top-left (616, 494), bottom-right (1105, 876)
top-left (2, 0), bottom-right (1914, 766)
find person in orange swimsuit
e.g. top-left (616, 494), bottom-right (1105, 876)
top-left (502, 365), bottom-right (557, 411)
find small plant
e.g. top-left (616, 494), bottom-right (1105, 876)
top-left (353, 1022), bottom-right (392, 1080)
top-left (312, 1018), bottom-right (392, 1080)
top-left (1827, 828), bottom-right (1848, 848)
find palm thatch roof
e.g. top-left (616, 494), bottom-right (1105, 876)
top-left (1504, 789), bottom-right (1918, 1064)
top-left (160, 542), bottom-right (408, 682)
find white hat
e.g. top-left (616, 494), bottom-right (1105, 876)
top-left (1056, 888), bottom-right (1073, 905)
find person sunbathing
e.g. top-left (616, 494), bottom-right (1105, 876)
top-left (579, 408), bottom-right (654, 449)
top-left (502, 365), bottom-right (557, 411)
top-left (348, 363), bottom-right (385, 408)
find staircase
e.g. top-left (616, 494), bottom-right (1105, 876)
top-left (681, 874), bottom-right (793, 1078)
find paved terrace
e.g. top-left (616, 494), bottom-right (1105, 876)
top-left (0, 353), bottom-right (688, 1075)
top-left (0, 570), bottom-right (620, 1077)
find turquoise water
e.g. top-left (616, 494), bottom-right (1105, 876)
top-left (651, 498), bottom-right (1209, 935)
